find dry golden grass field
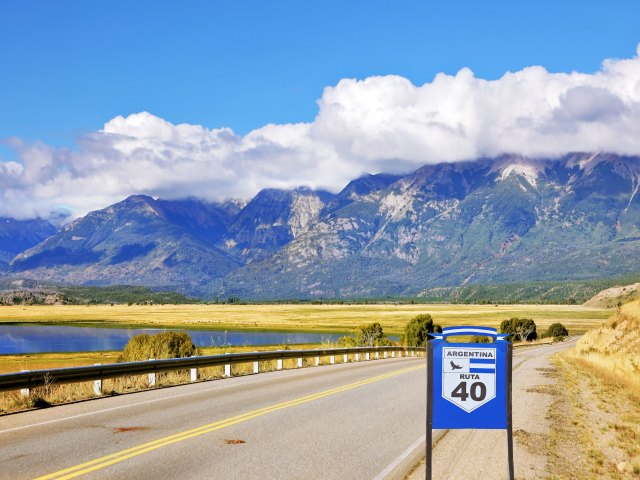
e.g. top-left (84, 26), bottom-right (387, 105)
top-left (0, 303), bottom-right (611, 334)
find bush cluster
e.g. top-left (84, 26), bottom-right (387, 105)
top-left (499, 317), bottom-right (538, 342)
top-left (545, 322), bottom-right (569, 339)
top-left (119, 331), bottom-right (200, 362)
top-left (402, 314), bottom-right (442, 347)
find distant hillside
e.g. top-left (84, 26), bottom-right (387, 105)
top-left (583, 283), bottom-right (640, 308)
top-left (418, 277), bottom-right (640, 305)
top-left (3, 153), bottom-right (640, 299)
top-left (0, 282), bottom-right (198, 305)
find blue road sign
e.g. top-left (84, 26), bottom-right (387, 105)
top-left (430, 326), bottom-right (510, 429)
top-left (426, 326), bottom-right (514, 480)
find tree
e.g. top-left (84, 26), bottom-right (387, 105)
top-left (499, 317), bottom-right (537, 342)
top-left (546, 323), bottom-right (568, 339)
top-left (356, 322), bottom-right (385, 346)
top-left (403, 314), bottom-right (442, 347)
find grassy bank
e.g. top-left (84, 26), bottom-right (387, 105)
top-left (572, 301), bottom-right (640, 394)
top-left (0, 343), bottom-right (391, 415)
top-left (0, 303), bottom-right (610, 334)
top-left (543, 301), bottom-right (640, 478)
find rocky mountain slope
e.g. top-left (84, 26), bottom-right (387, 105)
top-left (0, 217), bottom-right (56, 270)
top-left (3, 153), bottom-right (640, 298)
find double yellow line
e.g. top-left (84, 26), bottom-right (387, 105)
top-left (35, 364), bottom-right (425, 480)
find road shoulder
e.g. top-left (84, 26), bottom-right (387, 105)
top-left (406, 342), bottom-right (571, 480)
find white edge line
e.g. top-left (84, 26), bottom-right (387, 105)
top-left (372, 434), bottom-right (426, 480)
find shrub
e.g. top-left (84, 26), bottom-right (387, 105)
top-left (500, 317), bottom-right (537, 342)
top-left (337, 322), bottom-right (391, 347)
top-left (356, 322), bottom-right (385, 346)
top-left (403, 314), bottom-right (442, 347)
top-left (546, 322), bottom-right (569, 339)
top-left (119, 331), bottom-right (200, 362)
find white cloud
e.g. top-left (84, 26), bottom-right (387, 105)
top-left (2, 45), bottom-right (640, 222)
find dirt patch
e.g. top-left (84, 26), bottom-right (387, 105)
top-left (514, 429), bottom-right (548, 456)
top-left (526, 384), bottom-right (558, 395)
top-left (224, 439), bottom-right (246, 445)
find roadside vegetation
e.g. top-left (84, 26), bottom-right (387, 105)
top-left (118, 331), bottom-right (200, 362)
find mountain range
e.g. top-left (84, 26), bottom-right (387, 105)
top-left (2, 152), bottom-right (639, 299)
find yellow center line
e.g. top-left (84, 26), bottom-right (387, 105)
top-left (34, 363), bottom-right (425, 480)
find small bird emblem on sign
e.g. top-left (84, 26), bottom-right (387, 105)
top-left (450, 361), bottom-right (463, 370)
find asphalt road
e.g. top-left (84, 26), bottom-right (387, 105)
top-left (0, 356), bottom-right (427, 480)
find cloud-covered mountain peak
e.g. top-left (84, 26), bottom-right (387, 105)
top-left (490, 156), bottom-right (545, 187)
top-left (5, 153), bottom-right (640, 298)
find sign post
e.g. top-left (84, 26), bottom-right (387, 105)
top-left (426, 326), bottom-right (513, 480)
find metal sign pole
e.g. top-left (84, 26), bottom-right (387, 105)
top-left (426, 341), bottom-right (433, 480)
top-left (506, 342), bottom-right (514, 480)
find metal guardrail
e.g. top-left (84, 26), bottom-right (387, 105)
top-left (0, 346), bottom-right (424, 393)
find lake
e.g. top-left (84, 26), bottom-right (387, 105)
top-left (0, 324), bottom-right (345, 354)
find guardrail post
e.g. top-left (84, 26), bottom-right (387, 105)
top-left (365, 352), bottom-right (370, 361)
top-left (190, 356), bottom-right (198, 382)
top-left (224, 353), bottom-right (231, 377)
top-left (330, 355), bottom-right (335, 365)
top-left (355, 353), bottom-right (360, 362)
top-left (148, 359), bottom-right (156, 387)
top-left (253, 360), bottom-right (259, 374)
top-left (411, 350), bottom-right (415, 357)
top-left (384, 350), bottom-right (388, 358)
top-left (93, 364), bottom-right (102, 396)
top-left (315, 356), bottom-right (320, 366)
top-left (343, 354), bottom-right (348, 363)
top-left (297, 357), bottom-right (303, 368)
top-left (391, 350), bottom-right (395, 358)
top-left (20, 370), bottom-right (29, 397)
top-left (277, 358), bottom-right (283, 370)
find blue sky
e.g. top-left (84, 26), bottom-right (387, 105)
top-left (1, 0), bottom-right (639, 149)
top-left (2, 0), bottom-right (640, 220)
